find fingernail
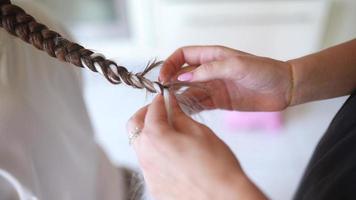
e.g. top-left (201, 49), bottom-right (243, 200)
top-left (177, 72), bottom-right (193, 82)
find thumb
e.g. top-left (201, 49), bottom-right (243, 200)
top-left (168, 93), bottom-right (203, 132)
top-left (177, 59), bottom-right (237, 82)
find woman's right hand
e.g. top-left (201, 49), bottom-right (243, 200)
top-left (160, 46), bottom-right (294, 111)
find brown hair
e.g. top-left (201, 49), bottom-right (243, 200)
top-left (0, 0), bottom-right (164, 93)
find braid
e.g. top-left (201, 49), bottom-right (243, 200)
top-left (0, 0), bottom-right (164, 93)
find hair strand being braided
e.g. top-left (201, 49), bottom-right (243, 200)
top-left (0, 0), bottom-right (164, 93)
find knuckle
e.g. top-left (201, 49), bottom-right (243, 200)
top-left (229, 55), bottom-right (243, 64)
top-left (195, 64), bottom-right (211, 79)
top-left (201, 62), bottom-right (213, 72)
top-left (143, 125), bottom-right (166, 136)
top-left (213, 45), bottom-right (227, 59)
top-left (227, 56), bottom-right (245, 68)
top-left (227, 56), bottom-right (247, 78)
top-left (177, 46), bottom-right (191, 54)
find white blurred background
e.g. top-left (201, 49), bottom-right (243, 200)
top-left (32, 0), bottom-right (356, 199)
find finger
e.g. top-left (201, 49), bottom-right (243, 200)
top-left (171, 66), bottom-right (197, 80)
top-left (182, 58), bottom-right (245, 83)
top-left (127, 106), bottom-right (148, 131)
top-left (145, 94), bottom-right (194, 131)
top-left (177, 90), bottom-right (215, 114)
top-left (126, 106), bottom-right (148, 147)
top-left (169, 93), bottom-right (186, 117)
top-left (168, 93), bottom-right (207, 130)
top-left (145, 95), bottom-right (169, 127)
top-left (179, 86), bottom-right (211, 103)
top-left (160, 46), bottom-right (241, 83)
top-left (194, 98), bottom-right (215, 110)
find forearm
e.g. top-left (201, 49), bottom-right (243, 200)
top-left (234, 176), bottom-right (268, 200)
top-left (288, 39), bottom-right (356, 105)
top-left (218, 172), bottom-right (268, 200)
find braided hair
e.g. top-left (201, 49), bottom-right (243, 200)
top-left (0, 0), bottom-right (164, 93)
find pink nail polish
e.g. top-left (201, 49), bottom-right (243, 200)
top-left (177, 72), bottom-right (193, 82)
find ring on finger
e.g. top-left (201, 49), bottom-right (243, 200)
top-left (128, 127), bottom-right (142, 145)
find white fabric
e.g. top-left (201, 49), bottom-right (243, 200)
top-left (0, 169), bottom-right (37, 200)
top-left (0, 1), bottom-right (126, 199)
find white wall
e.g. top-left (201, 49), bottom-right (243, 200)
top-left (323, 0), bottom-right (356, 46)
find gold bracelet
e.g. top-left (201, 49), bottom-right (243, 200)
top-left (286, 61), bottom-right (295, 107)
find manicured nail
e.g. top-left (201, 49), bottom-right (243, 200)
top-left (177, 72), bottom-right (193, 82)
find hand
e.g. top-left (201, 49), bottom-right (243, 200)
top-left (160, 46), bottom-right (293, 111)
top-left (127, 95), bottom-right (267, 200)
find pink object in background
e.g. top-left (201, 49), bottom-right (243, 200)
top-left (224, 111), bottom-right (283, 131)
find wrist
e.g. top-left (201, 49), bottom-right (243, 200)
top-left (286, 40), bottom-right (356, 104)
top-left (287, 54), bottom-right (325, 106)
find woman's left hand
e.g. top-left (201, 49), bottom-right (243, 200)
top-left (127, 95), bottom-right (267, 200)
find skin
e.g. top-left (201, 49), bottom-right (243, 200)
top-left (161, 46), bottom-right (293, 111)
top-left (127, 95), bottom-right (267, 200)
top-left (127, 39), bottom-right (356, 200)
